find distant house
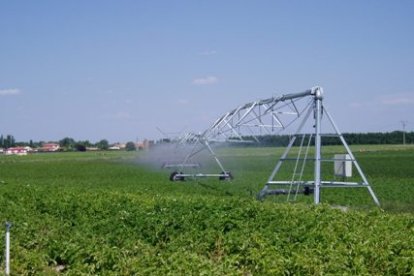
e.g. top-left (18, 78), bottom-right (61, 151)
top-left (135, 140), bottom-right (150, 150)
top-left (112, 143), bottom-right (126, 149)
top-left (4, 147), bottom-right (29, 156)
top-left (39, 143), bottom-right (60, 152)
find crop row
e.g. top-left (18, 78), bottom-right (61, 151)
top-left (0, 149), bottom-right (412, 275)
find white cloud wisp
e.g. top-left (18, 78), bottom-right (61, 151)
top-left (381, 97), bottom-right (414, 106)
top-left (176, 99), bottom-right (189, 105)
top-left (0, 89), bottom-right (21, 95)
top-left (200, 50), bottom-right (217, 56)
top-left (192, 76), bottom-right (218, 85)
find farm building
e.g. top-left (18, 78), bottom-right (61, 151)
top-left (4, 146), bottom-right (32, 155)
top-left (135, 140), bottom-right (149, 149)
top-left (39, 143), bottom-right (60, 152)
top-left (112, 143), bottom-right (126, 149)
top-left (108, 141), bottom-right (149, 150)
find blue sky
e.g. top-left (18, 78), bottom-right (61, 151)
top-left (1, 0), bottom-right (413, 143)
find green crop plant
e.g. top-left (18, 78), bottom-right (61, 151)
top-left (0, 146), bottom-right (412, 275)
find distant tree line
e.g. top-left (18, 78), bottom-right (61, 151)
top-left (0, 135), bottom-right (16, 148)
top-left (232, 131), bottom-right (414, 147)
top-left (0, 135), bottom-right (151, 152)
top-left (1, 132), bottom-right (412, 150)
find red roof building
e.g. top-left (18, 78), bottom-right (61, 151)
top-left (4, 147), bottom-right (29, 155)
top-left (39, 143), bottom-right (60, 152)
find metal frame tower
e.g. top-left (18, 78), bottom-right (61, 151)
top-left (166, 85), bottom-right (380, 206)
top-left (256, 87), bottom-right (380, 205)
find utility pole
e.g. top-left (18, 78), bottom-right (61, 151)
top-left (401, 120), bottom-right (408, 145)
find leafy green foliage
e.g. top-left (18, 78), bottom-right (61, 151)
top-left (59, 137), bottom-right (76, 150)
top-left (96, 139), bottom-right (109, 150)
top-left (240, 131), bottom-right (414, 146)
top-left (125, 142), bottom-right (136, 151)
top-left (0, 147), bottom-right (412, 275)
top-left (75, 143), bottom-right (87, 152)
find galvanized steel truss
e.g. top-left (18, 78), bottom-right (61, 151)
top-left (256, 87), bottom-right (380, 205)
top-left (170, 86), bottom-right (380, 206)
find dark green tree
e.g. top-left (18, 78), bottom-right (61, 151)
top-left (97, 139), bottom-right (109, 150)
top-left (4, 135), bottom-right (15, 148)
top-left (59, 137), bottom-right (76, 148)
top-left (75, 143), bottom-right (87, 152)
top-left (125, 141), bottom-right (136, 151)
top-left (80, 140), bottom-right (91, 147)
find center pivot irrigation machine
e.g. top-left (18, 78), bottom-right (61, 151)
top-left (167, 86), bottom-right (380, 206)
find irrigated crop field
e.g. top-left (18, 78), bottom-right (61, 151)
top-left (0, 145), bottom-right (413, 275)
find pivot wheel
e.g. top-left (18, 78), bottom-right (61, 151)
top-left (170, 171), bottom-right (185, 181)
top-left (219, 171), bottom-right (233, 181)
